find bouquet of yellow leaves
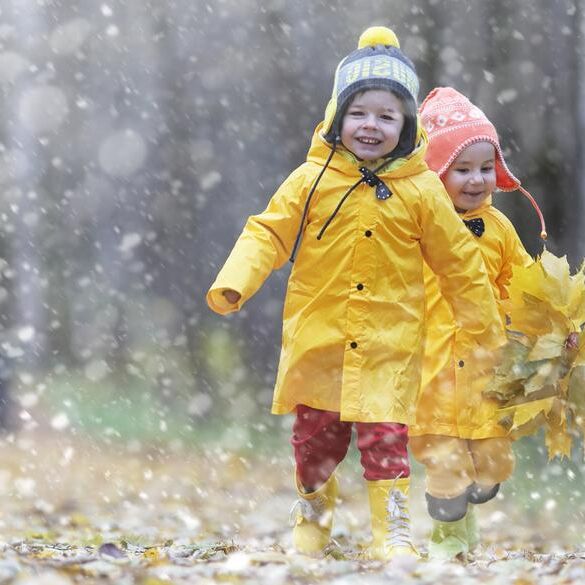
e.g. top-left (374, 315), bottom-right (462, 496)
top-left (483, 249), bottom-right (585, 459)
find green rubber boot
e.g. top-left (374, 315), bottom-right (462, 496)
top-left (428, 517), bottom-right (469, 561)
top-left (466, 505), bottom-right (480, 553)
top-left (290, 473), bottom-right (338, 555)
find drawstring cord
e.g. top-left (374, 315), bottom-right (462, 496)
top-left (316, 158), bottom-right (391, 241)
top-left (289, 140), bottom-right (338, 263)
top-left (517, 185), bottom-right (547, 240)
top-left (316, 177), bottom-right (364, 241)
top-left (289, 142), bottom-right (394, 262)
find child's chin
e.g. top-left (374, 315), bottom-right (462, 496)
top-left (458, 197), bottom-right (485, 211)
top-left (356, 149), bottom-right (382, 161)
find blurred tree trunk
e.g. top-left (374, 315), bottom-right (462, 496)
top-left (568, 0), bottom-right (585, 265)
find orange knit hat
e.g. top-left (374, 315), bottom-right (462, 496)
top-left (420, 87), bottom-right (518, 189)
top-left (420, 87), bottom-right (546, 238)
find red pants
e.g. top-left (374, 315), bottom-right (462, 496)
top-left (291, 404), bottom-right (409, 489)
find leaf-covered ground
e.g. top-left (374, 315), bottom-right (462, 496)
top-left (0, 430), bottom-right (584, 584)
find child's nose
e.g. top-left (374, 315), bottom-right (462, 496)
top-left (361, 114), bottom-right (378, 128)
top-left (469, 170), bottom-right (483, 184)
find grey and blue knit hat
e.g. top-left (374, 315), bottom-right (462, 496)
top-left (322, 26), bottom-right (420, 154)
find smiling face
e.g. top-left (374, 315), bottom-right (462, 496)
top-left (340, 90), bottom-right (405, 161)
top-left (443, 141), bottom-right (497, 212)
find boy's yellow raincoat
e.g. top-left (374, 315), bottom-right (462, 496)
top-left (207, 125), bottom-right (505, 423)
top-left (411, 199), bottom-right (532, 438)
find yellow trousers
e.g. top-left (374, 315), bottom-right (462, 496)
top-left (410, 435), bottom-right (515, 499)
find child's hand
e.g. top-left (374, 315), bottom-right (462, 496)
top-left (565, 332), bottom-right (579, 350)
top-left (222, 289), bottom-right (241, 304)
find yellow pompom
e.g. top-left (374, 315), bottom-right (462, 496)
top-left (358, 26), bottom-right (400, 49)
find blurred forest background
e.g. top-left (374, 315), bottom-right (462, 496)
top-left (0, 0), bottom-right (584, 526)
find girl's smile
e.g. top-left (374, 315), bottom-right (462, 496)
top-left (443, 142), bottom-right (497, 212)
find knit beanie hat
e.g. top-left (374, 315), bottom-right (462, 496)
top-left (322, 26), bottom-right (420, 155)
top-left (420, 86), bottom-right (547, 238)
top-left (419, 86), bottom-right (519, 190)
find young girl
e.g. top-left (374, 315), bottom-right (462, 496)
top-left (409, 86), bottom-right (553, 560)
top-left (207, 32), bottom-right (504, 559)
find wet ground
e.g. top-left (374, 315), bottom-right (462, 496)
top-left (0, 430), bottom-right (583, 584)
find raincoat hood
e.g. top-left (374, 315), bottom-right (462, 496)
top-left (307, 120), bottom-right (429, 179)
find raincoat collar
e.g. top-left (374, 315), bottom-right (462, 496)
top-left (306, 122), bottom-right (430, 180)
top-left (457, 196), bottom-right (493, 219)
top-left (289, 122), bottom-right (431, 262)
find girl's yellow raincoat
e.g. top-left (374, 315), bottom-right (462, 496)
top-left (207, 125), bottom-right (505, 423)
top-left (411, 199), bottom-right (532, 438)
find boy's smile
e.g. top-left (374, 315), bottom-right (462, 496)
top-left (340, 90), bottom-right (405, 161)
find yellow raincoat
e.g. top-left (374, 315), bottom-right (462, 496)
top-left (411, 199), bottom-right (532, 438)
top-left (207, 125), bottom-right (505, 423)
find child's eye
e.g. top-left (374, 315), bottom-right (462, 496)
top-left (482, 166), bottom-right (494, 172)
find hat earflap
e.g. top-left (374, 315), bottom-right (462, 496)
top-left (322, 98), bottom-right (338, 141)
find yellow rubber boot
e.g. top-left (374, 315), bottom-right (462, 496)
top-left (290, 473), bottom-right (338, 555)
top-left (365, 477), bottom-right (418, 560)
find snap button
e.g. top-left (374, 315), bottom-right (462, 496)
top-left (350, 341), bottom-right (358, 349)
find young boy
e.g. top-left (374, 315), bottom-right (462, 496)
top-left (207, 30), bottom-right (505, 559)
top-left (409, 86), bottom-right (549, 560)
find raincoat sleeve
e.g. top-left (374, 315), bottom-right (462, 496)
top-left (495, 220), bottom-right (533, 301)
top-left (206, 166), bottom-right (310, 315)
top-left (419, 188), bottom-right (506, 354)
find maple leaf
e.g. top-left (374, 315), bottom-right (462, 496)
top-left (524, 359), bottom-right (565, 395)
top-left (527, 333), bottom-right (564, 361)
top-left (485, 250), bottom-right (585, 458)
top-left (540, 250), bottom-right (585, 328)
top-left (506, 294), bottom-right (552, 337)
top-left (567, 365), bottom-right (585, 429)
top-left (540, 250), bottom-right (572, 309)
top-left (545, 419), bottom-right (572, 459)
top-left (507, 262), bottom-right (547, 305)
top-left (504, 397), bottom-right (554, 429)
top-left (483, 337), bottom-right (535, 402)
